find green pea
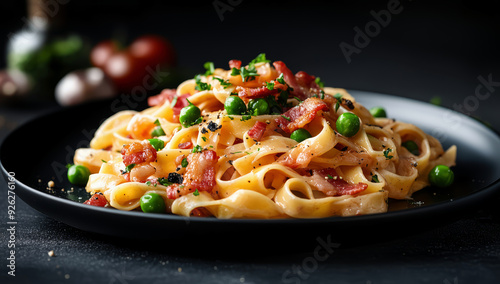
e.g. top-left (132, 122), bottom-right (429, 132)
top-left (290, 129), bottom-right (312, 143)
top-left (336, 113), bottom-right (360, 137)
top-left (224, 96), bottom-right (247, 115)
top-left (151, 126), bottom-right (165, 137)
top-left (248, 98), bottom-right (270, 116)
top-left (179, 104), bottom-right (201, 128)
top-left (140, 192), bottom-right (166, 213)
top-left (402, 140), bottom-right (420, 155)
top-left (67, 165), bottom-right (90, 186)
top-left (428, 165), bottom-right (454, 188)
top-left (370, 106), bottom-right (387, 118)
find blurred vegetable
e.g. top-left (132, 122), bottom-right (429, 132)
top-left (90, 40), bottom-right (119, 69)
top-left (8, 33), bottom-right (90, 97)
top-left (0, 70), bottom-right (30, 102)
top-left (91, 35), bottom-right (177, 93)
top-left (55, 67), bottom-right (116, 106)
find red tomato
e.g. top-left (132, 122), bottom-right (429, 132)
top-left (129, 35), bottom-right (176, 68)
top-left (103, 51), bottom-right (147, 92)
top-left (83, 193), bottom-right (108, 207)
top-left (91, 35), bottom-right (176, 93)
top-left (90, 40), bottom-right (119, 69)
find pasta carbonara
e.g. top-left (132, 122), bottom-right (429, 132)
top-left (74, 54), bottom-right (457, 218)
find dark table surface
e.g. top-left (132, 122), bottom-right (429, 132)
top-left (1, 1), bottom-right (500, 283)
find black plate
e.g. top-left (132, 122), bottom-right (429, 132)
top-left (2, 90), bottom-right (500, 243)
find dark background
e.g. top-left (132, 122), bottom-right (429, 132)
top-left (1, 0), bottom-right (500, 283)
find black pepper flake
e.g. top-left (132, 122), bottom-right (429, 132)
top-left (177, 190), bottom-right (180, 193)
top-left (228, 160), bottom-right (233, 165)
top-left (201, 128), bottom-right (208, 134)
top-left (207, 121), bottom-right (221, 132)
top-left (167, 172), bottom-right (184, 184)
top-left (340, 146), bottom-right (348, 151)
top-left (344, 99), bottom-right (354, 110)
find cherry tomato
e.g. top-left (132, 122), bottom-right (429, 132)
top-left (103, 51), bottom-right (147, 92)
top-left (90, 35), bottom-right (176, 93)
top-left (90, 40), bottom-right (119, 69)
top-left (129, 35), bottom-right (176, 68)
top-left (83, 192), bottom-right (108, 207)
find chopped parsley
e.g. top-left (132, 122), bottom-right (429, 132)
top-left (148, 138), bottom-right (165, 151)
top-left (214, 77), bottom-right (232, 88)
top-left (157, 177), bottom-right (172, 187)
top-left (231, 64), bottom-right (260, 82)
top-left (294, 96), bottom-right (303, 103)
top-left (281, 115), bottom-right (291, 121)
top-left (192, 145), bottom-right (203, 153)
top-left (125, 163), bottom-right (135, 173)
top-left (372, 175), bottom-right (380, 183)
top-left (249, 53), bottom-right (270, 65)
top-left (195, 74), bottom-right (212, 91)
top-left (320, 90), bottom-right (325, 100)
top-left (146, 181), bottom-right (151, 186)
top-left (315, 77), bottom-right (325, 88)
top-left (327, 175), bottom-right (334, 179)
top-left (227, 115), bottom-right (234, 120)
top-left (202, 136), bottom-right (207, 142)
top-left (154, 119), bottom-right (161, 126)
top-left (204, 61), bottom-right (215, 76)
top-left (277, 73), bottom-right (285, 84)
top-left (266, 81), bottom-right (275, 90)
top-left (334, 93), bottom-right (342, 112)
top-left (170, 96), bottom-right (178, 108)
top-left (383, 148), bottom-right (394, 160)
top-left (193, 189), bottom-right (200, 196)
top-left (101, 159), bottom-right (107, 163)
top-left (240, 115), bottom-right (252, 121)
top-left (181, 157), bottom-right (188, 168)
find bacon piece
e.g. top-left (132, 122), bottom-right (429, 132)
top-left (248, 121), bottom-right (267, 141)
top-left (273, 61), bottom-right (322, 100)
top-left (148, 89), bottom-right (176, 106)
top-left (275, 97), bottom-right (328, 134)
top-left (184, 150), bottom-right (218, 191)
top-left (121, 141), bottom-right (157, 166)
top-left (295, 71), bottom-right (320, 89)
top-left (309, 168), bottom-right (367, 196)
top-left (178, 141), bottom-right (193, 149)
top-left (167, 150), bottom-right (219, 199)
top-left (236, 85), bottom-right (280, 100)
top-left (229, 60), bottom-right (242, 69)
top-left (171, 94), bottom-right (190, 115)
top-left (148, 89), bottom-right (190, 115)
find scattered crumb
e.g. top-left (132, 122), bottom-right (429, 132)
top-left (48, 250), bottom-right (55, 257)
top-left (240, 277), bottom-right (245, 283)
top-left (213, 266), bottom-right (218, 271)
top-left (48, 180), bottom-right (55, 188)
top-left (38, 179), bottom-right (42, 183)
top-left (64, 274), bottom-right (70, 279)
top-left (177, 267), bottom-right (182, 272)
